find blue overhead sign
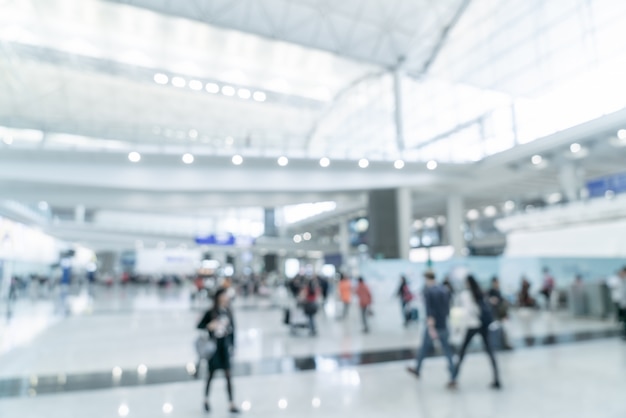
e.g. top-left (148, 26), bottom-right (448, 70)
top-left (586, 172), bottom-right (626, 198)
top-left (195, 233), bottom-right (236, 246)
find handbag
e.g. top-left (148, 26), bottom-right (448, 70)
top-left (195, 333), bottom-right (216, 359)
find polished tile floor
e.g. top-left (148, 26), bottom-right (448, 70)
top-left (0, 285), bottom-right (624, 417)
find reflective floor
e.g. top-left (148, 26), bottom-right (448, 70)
top-left (0, 285), bottom-right (624, 417)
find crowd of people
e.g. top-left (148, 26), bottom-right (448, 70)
top-left (193, 266), bottom-right (626, 413)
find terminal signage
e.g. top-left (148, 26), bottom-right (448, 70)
top-left (586, 172), bottom-right (626, 198)
top-left (195, 233), bottom-right (236, 246)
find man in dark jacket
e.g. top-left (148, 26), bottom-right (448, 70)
top-left (407, 270), bottom-right (455, 387)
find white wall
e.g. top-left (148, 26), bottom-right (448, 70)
top-left (506, 218), bottom-right (626, 257)
top-left (135, 248), bottom-right (202, 275)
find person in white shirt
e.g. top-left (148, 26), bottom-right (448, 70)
top-left (450, 274), bottom-right (501, 390)
top-left (607, 270), bottom-right (624, 323)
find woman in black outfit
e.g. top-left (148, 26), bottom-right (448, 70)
top-left (197, 288), bottom-right (240, 413)
top-left (450, 275), bottom-right (501, 390)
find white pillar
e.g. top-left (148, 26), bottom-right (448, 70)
top-left (396, 187), bottom-right (412, 260)
top-left (393, 69), bottom-right (405, 152)
top-left (559, 163), bottom-right (582, 202)
top-left (447, 195), bottom-right (465, 258)
top-left (75, 205), bottom-right (86, 224)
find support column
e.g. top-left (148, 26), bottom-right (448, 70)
top-left (393, 69), bottom-right (405, 152)
top-left (396, 187), bottom-right (412, 260)
top-left (447, 195), bottom-right (465, 258)
top-left (75, 205), bottom-right (86, 224)
top-left (367, 188), bottom-right (411, 259)
top-left (263, 208), bottom-right (278, 237)
top-left (559, 163), bottom-right (583, 202)
top-left (338, 218), bottom-right (350, 271)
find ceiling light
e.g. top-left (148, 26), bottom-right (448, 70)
top-left (225, 136), bottom-right (234, 146)
top-left (171, 76), bottom-right (186, 88)
top-left (570, 143), bottom-right (581, 153)
top-left (618, 129), bottom-right (626, 140)
top-left (128, 151), bottom-right (141, 162)
top-left (253, 91), bottom-right (267, 102)
top-left (426, 160), bottom-right (438, 170)
top-left (3, 135), bottom-right (13, 145)
top-left (424, 217), bottom-right (436, 228)
top-left (278, 156), bottom-right (289, 166)
top-left (221, 85), bottom-right (235, 96)
top-left (531, 155), bottom-right (543, 165)
top-left (38, 201), bottom-right (49, 211)
top-left (182, 153), bottom-right (194, 164)
top-left (312, 398), bottom-right (321, 408)
top-left (319, 157), bottom-right (330, 167)
top-left (394, 160), bottom-right (405, 169)
top-left (188, 129), bottom-right (198, 139)
top-left (293, 235), bottom-right (302, 243)
top-left (503, 200), bottom-right (515, 212)
top-left (238, 88), bottom-right (251, 99)
top-left (205, 83), bottom-right (220, 94)
top-left (358, 158), bottom-right (369, 168)
top-left (483, 205), bottom-right (497, 217)
top-left (413, 220), bottom-right (423, 229)
top-left (278, 399), bottom-right (288, 409)
top-left (303, 232), bottom-right (312, 241)
top-left (241, 401), bottom-right (252, 412)
top-left (189, 80), bottom-right (203, 91)
top-left (232, 155), bottom-right (243, 165)
top-left (153, 73), bottom-right (168, 85)
top-left (466, 209), bottom-right (480, 220)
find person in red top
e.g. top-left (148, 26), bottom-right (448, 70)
top-left (356, 277), bottom-right (373, 333)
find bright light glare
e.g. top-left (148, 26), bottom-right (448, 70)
top-left (618, 129), bottom-right (626, 140)
top-left (189, 80), bottom-right (203, 91)
top-left (504, 200), bottom-right (516, 212)
top-left (232, 155), bottom-right (243, 165)
top-left (221, 85), bottom-right (235, 96)
top-left (253, 91), bottom-right (267, 102)
top-left (38, 201), bottom-right (49, 211)
top-left (531, 155), bottom-right (543, 165)
top-left (278, 399), bottom-right (288, 409)
top-left (358, 158), bottom-right (369, 168)
top-left (182, 153), bottom-right (194, 164)
top-left (112, 367), bottom-right (123, 378)
top-left (303, 232), bottom-right (312, 241)
top-left (312, 398), bottom-right (321, 408)
top-left (467, 209), bottom-right (480, 220)
top-left (483, 205), bottom-right (497, 217)
top-left (137, 364), bottom-right (148, 375)
top-left (570, 143), bottom-right (581, 153)
top-left (241, 401), bottom-right (252, 411)
top-left (162, 403), bottom-right (173, 414)
top-left (118, 404), bottom-right (129, 417)
top-left (206, 83), bottom-right (220, 93)
top-left (278, 156), bottom-right (289, 166)
top-left (238, 88), bottom-right (251, 99)
top-left (426, 160), bottom-right (438, 170)
top-left (153, 73), bottom-right (168, 85)
top-left (3, 135), bottom-right (13, 145)
top-left (128, 152), bottom-right (141, 163)
top-left (293, 235), bottom-right (302, 243)
top-left (394, 160), bottom-right (405, 169)
top-left (171, 76), bottom-right (186, 88)
top-left (319, 157), bottom-right (330, 167)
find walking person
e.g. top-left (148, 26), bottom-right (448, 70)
top-left (617, 267), bottom-right (626, 340)
top-left (450, 275), bottom-right (501, 390)
top-left (397, 275), bottom-right (414, 327)
top-left (540, 268), bottom-right (555, 310)
top-left (488, 277), bottom-right (513, 350)
top-left (355, 277), bottom-right (373, 333)
top-left (197, 288), bottom-right (240, 413)
top-left (300, 280), bottom-right (321, 336)
top-left (338, 274), bottom-right (352, 320)
top-left (407, 271), bottom-right (455, 386)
